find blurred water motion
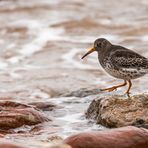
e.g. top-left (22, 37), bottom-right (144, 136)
top-left (0, 0), bottom-right (148, 147)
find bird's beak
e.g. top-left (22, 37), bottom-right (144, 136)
top-left (81, 47), bottom-right (95, 59)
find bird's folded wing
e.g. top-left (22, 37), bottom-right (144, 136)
top-left (111, 50), bottom-right (148, 70)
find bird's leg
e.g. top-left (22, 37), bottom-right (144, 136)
top-left (125, 80), bottom-right (132, 95)
top-left (100, 80), bottom-right (127, 92)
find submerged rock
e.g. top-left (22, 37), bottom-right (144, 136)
top-left (62, 88), bottom-right (101, 97)
top-left (0, 101), bottom-right (50, 130)
top-left (64, 126), bottom-right (148, 148)
top-left (86, 94), bottom-right (148, 128)
top-left (29, 102), bottom-right (58, 111)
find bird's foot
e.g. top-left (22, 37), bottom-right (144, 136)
top-left (124, 91), bottom-right (131, 98)
top-left (100, 86), bottom-right (117, 92)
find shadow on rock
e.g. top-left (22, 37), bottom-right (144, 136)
top-left (86, 94), bottom-right (148, 128)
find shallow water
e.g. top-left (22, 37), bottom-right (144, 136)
top-left (0, 0), bottom-right (148, 147)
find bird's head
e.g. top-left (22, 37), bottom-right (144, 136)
top-left (81, 38), bottom-right (112, 59)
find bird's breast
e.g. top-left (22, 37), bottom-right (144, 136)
top-left (103, 64), bottom-right (147, 80)
top-left (98, 56), bottom-right (147, 80)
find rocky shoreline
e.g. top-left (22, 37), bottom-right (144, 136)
top-left (1, 126), bottom-right (148, 148)
top-left (0, 94), bottom-right (147, 147)
top-left (86, 94), bottom-right (148, 128)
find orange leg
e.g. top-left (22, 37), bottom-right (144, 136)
top-left (125, 80), bottom-right (132, 95)
top-left (100, 80), bottom-right (127, 92)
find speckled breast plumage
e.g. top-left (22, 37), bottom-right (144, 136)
top-left (99, 49), bottom-right (148, 80)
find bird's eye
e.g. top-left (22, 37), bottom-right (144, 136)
top-left (97, 42), bottom-right (102, 48)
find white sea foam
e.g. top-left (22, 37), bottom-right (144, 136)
top-left (9, 71), bottom-right (22, 79)
top-left (141, 35), bottom-right (148, 41)
top-left (7, 56), bottom-right (23, 64)
top-left (99, 19), bottom-right (112, 25)
top-left (62, 48), bottom-right (98, 69)
top-left (29, 89), bottom-right (49, 100)
top-left (13, 20), bottom-right (64, 56)
top-left (19, 27), bottom-right (63, 56)
top-left (7, 20), bottom-right (64, 65)
top-left (58, 113), bottom-right (83, 123)
top-left (7, 19), bottom-right (120, 69)
top-left (0, 61), bottom-right (8, 69)
top-left (49, 96), bottom-right (104, 137)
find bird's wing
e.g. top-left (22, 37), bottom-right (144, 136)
top-left (110, 49), bottom-right (148, 70)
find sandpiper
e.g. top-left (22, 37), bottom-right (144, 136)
top-left (82, 38), bottom-right (148, 95)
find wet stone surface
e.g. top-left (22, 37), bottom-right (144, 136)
top-left (64, 126), bottom-right (148, 148)
top-left (0, 143), bottom-right (27, 148)
top-left (0, 101), bottom-right (50, 130)
top-left (86, 94), bottom-right (148, 128)
top-left (62, 88), bottom-right (101, 98)
top-left (29, 102), bottom-right (59, 111)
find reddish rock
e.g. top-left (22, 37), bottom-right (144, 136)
top-left (0, 134), bottom-right (4, 138)
top-left (0, 143), bottom-right (26, 148)
top-left (64, 126), bottom-right (148, 148)
top-left (0, 101), bottom-right (50, 130)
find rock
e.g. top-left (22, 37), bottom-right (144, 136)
top-left (62, 88), bottom-right (101, 97)
top-left (85, 94), bottom-right (148, 128)
top-left (0, 143), bottom-right (27, 148)
top-left (47, 135), bottom-right (63, 142)
top-left (0, 134), bottom-right (4, 138)
top-left (41, 136), bottom-right (71, 148)
top-left (64, 126), bottom-right (148, 148)
top-left (0, 101), bottom-right (50, 130)
top-left (29, 102), bottom-right (58, 111)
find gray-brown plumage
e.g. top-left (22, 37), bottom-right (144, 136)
top-left (81, 38), bottom-right (148, 95)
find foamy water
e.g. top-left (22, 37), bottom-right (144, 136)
top-left (5, 96), bottom-right (104, 148)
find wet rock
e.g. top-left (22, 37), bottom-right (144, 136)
top-left (86, 94), bottom-right (148, 128)
top-left (0, 101), bottom-right (50, 130)
top-left (0, 134), bottom-right (4, 138)
top-left (64, 126), bottom-right (148, 148)
top-left (47, 135), bottom-right (63, 142)
top-left (0, 143), bottom-right (27, 148)
top-left (62, 88), bottom-right (101, 97)
top-left (29, 102), bottom-right (58, 111)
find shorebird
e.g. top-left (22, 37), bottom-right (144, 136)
top-left (81, 38), bottom-right (148, 95)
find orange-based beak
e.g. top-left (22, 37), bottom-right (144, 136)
top-left (81, 48), bottom-right (95, 59)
